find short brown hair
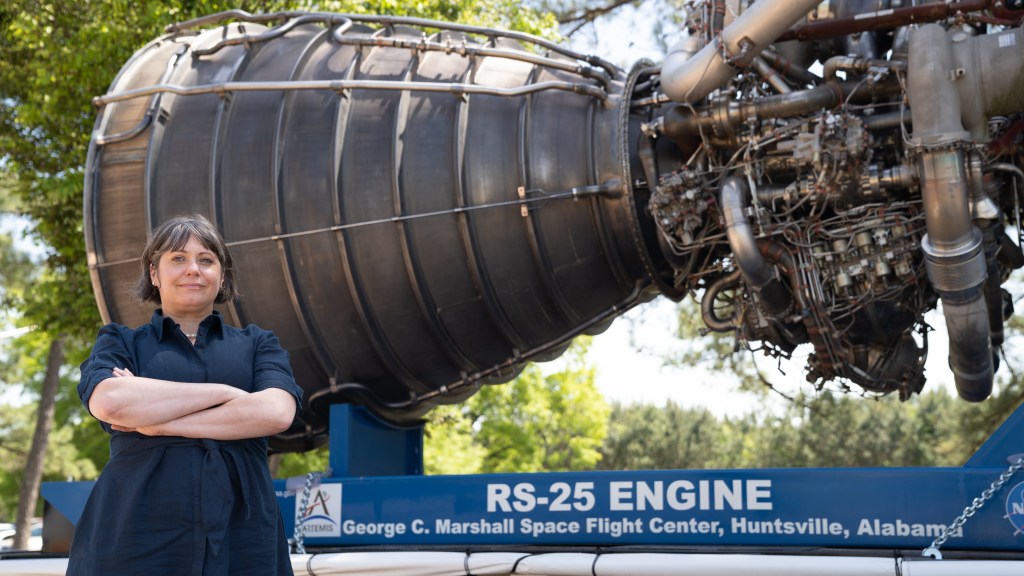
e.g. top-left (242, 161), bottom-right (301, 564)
top-left (132, 214), bottom-right (237, 304)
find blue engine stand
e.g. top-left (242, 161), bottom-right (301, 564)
top-left (268, 403), bottom-right (1024, 553)
top-left (44, 403), bottom-right (1024, 554)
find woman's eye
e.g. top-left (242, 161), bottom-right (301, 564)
top-left (201, 258), bottom-right (215, 265)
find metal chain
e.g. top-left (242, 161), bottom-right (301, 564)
top-left (290, 470), bottom-right (324, 555)
top-left (922, 454), bottom-right (1024, 559)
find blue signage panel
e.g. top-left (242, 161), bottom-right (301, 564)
top-left (276, 467), bottom-right (1024, 551)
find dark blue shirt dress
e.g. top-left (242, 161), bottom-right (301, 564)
top-left (68, 310), bottom-right (302, 575)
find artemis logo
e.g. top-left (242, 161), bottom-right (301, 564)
top-left (1006, 481), bottom-right (1024, 537)
top-left (298, 483), bottom-right (343, 538)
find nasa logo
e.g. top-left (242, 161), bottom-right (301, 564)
top-left (1006, 481), bottom-right (1024, 537)
top-left (298, 483), bottom-right (343, 538)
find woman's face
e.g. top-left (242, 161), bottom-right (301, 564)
top-left (150, 235), bottom-right (223, 317)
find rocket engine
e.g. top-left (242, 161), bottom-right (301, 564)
top-left (85, 0), bottom-right (1024, 450)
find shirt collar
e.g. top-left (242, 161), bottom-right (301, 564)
top-left (151, 309), bottom-right (225, 341)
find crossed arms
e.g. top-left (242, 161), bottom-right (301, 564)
top-left (89, 368), bottom-right (296, 441)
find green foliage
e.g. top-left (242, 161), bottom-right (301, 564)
top-left (315, 0), bottom-right (561, 37)
top-left (279, 339), bottom-right (608, 478)
top-left (276, 446), bottom-right (331, 479)
top-left (424, 338), bottom-right (610, 474)
top-left (0, 171), bottom-right (20, 212)
top-left (0, 403), bottom-right (98, 521)
top-left (0, 230), bottom-right (33, 301)
top-left (599, 387), bottom-right (1019, 471)
top-left (424, 404), bottom-right (486, 475)
top-left (598, 401), bottom-right (724, 470)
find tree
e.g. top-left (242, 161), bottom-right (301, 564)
top-left (0, 214), bottom-right (97, 531)
top-left (597, 389), bottom-right (975, 472)
top-left (423, 338), bottom-right (610, 474)
top-left (0, 403), bottom-right (97, 521)
top-left (423, 404), bottom-right (487, 475)
top-left (598, 401), bottom-right (724, 470)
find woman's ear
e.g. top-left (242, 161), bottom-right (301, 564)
top-left (150, 263), bottom-right (159, 289)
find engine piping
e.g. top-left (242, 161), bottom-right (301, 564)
top-left (660, 80), bottom-right (900, 146)
top-left (778, 0), bottom-right (996, 43)
top-left (907, 24), bottom-right (992, 401)
top-left (660, 0), bottom-right (822, 103)
top-left (720, 176), bottom-right (791, 319)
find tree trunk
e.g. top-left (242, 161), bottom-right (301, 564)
top-left (13, 336), bottom-right (63, 550)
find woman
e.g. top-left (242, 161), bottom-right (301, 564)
top-left (68, 215), bottom-right (301, 575)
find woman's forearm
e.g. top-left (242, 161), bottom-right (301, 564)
top-left (129, 388), bottom-right (297, 441)
top-left (89, 371), bottom-right (246, 428)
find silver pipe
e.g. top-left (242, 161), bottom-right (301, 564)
top-left (721, 177), bottom-right (773, 289)
top-left (331, 34), bottom-right (612, 88)
top-left (821, 55), bottom-right (906, 82)
top-left (720, 177), bottom-right (792, 318)
top-left (191, 14), bottom-right (353, 56)
top-left (662, 81), bottom-right (886, 144)
top-left (908, 24), bottom-right (993, 401)
top-left (92, 78), bottom-right (607, 108)
top-left (167, 9), bottom-right (619, 74)
top-left (701, 270), bottom-right (743, 332)
top-left (660, 0), bottom-right (821, 103)
top-left (752, 56), bottom-right (792, 94)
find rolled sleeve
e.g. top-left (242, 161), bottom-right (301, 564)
top-left (78, 325), bottom-right (135, 416)
top-left (252, 330), bottom-right (303, 408)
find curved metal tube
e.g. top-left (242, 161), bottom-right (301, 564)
top-left (701, 270), bottom-right (743, 332)
top-left (167, 9), bottom-right (619, 74)
top-left (660, 0), bottom-right (821, 103)
top-left (721, 177), bottom-right (772, 289)
top-left (908, 24), bottom-right (992, 401)
top-left (720, 177), bottom-right (791, 318)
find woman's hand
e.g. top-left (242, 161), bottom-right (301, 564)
top-left (112, 367), bottom-right (134, 378)
top-left (107, 368), bottom-right (165, 434)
